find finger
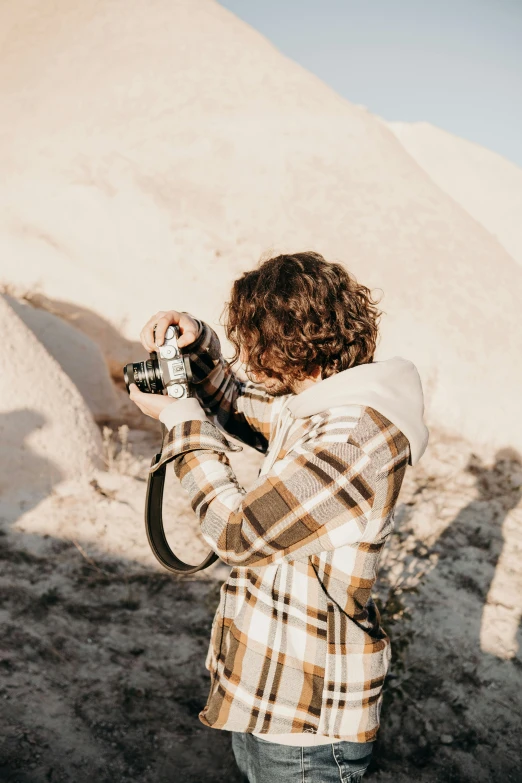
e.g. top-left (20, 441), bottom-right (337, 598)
top-left (177, 326), bottom-right (199, 348)
top-left (128, 383), bottom-right (143, 400)
top-left (153, 311), bottom-right (182, 349)
top-left (177, 312), bottom-right (200, 348)
top-left (140, 314), bottom-right (160, 352)
top-left (140, 310), bottom-right (170, 352)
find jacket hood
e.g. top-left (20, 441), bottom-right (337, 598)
top-left (285, 355), bottom-right (429, 466)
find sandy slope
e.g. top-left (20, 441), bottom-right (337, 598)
top-left (4, 292), bottom-right (120, 425)
top-left (0, 0), bottom-right (521, 454)
top-left (387, 121), bottom-right (522, 266)
top-left (0, 294), bottom-right (103, 490)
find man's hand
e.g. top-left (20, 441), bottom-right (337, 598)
top-left (140, 310), bottom-right (200, 352)
top-left (128, 383), bottom-right (176, 420)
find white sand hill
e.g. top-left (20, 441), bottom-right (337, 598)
top-left (4, 292), bottom-right (121, 425)
top-left (0, 0), bottom-right (521, 456)
top-left (387, 121), bottom-right (522, 267)
top-left (0, 294), bottom-right (103, 494)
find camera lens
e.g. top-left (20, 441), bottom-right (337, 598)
top-left (124, 354), bottom-right (164, 394)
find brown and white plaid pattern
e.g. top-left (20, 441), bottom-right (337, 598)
top-left (150, 320), bottom-right (411, 741)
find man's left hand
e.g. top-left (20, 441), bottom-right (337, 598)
top-left (128, 383), bottom-right (176, 420)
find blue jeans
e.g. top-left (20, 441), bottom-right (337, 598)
top-left (231, 732), bottom-right (374, 783)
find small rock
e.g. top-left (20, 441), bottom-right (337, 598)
top-left (440, 734), bottom-right (454, 745)
top-left (510, 472), bottom-right (522, 489)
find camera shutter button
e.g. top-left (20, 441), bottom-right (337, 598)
top-left (165, 326), bottom-right (175, 339)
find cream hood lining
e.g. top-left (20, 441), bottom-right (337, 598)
top-left (284, 355), bottom-right (429, 467)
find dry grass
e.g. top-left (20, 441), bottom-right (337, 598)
top-left (101, 424), bottom-right (134, 474)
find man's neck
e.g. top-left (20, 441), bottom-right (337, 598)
top-left (292, 370), bottom-right (322, 395)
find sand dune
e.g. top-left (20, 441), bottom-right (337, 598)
top-left (0, 294), bottom-right (103, 494)
top-left (387, 121), bottom-right (522, 266)
top-left (4, 292), bottom-right (121, 424)
top-left (0, 0), bottom-right (520, 457)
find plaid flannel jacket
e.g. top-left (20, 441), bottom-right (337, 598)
top-left (149, 319), bottom-right (410, 741)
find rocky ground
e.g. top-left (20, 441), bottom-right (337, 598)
top-left (0, 423), bottom-right (521, 782)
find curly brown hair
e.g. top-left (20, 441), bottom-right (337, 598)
top-left (220, 251), bottom-right (384, 386)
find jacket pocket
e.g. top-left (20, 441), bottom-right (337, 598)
top-left (318, 601), bottom-right (391, 737)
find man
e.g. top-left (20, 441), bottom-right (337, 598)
top-left (129, 251), bottom-right (429, 782)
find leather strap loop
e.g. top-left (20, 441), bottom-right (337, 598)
top-left (145, 451), bottom-right (219, 574)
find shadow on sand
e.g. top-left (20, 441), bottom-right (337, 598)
top-left (373, 447), bottom-right (522, 782)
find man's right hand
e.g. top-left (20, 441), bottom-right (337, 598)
top-left (140, 310), bottom-right (201, 352)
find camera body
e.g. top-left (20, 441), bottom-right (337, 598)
top-left (123, 324), bottom-right (194, 399)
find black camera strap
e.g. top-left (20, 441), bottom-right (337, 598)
top-left (145, 451), bottom-right (219, 575)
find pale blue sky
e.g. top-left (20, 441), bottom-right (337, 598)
top-left (219, 0), bottom-right (522, 167)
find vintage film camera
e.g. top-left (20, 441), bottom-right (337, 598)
top-left (123, 324), bottom-right (194, 399)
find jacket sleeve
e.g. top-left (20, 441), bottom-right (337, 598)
top-left (153, 416), bottom-right (394, 568)
top-left (183, 316), bottom-right (290, 455)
